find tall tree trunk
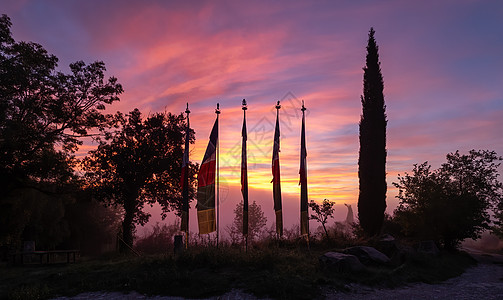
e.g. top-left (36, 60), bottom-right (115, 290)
top-left (120, 194), bottom-right (136, 253)
top-left (322, 223), bottom-right (329, 240)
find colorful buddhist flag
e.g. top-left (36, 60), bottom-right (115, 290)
top-left (272, 101), bottom-right (283, 236)
top-left (197, 117), bottom-right (218, 234)
top-left (180, 104), bottom-right (190, 232)
top-left (300, 102), bottom-right (309, 236)
top-left (241, 100), bottom-right (248, 236)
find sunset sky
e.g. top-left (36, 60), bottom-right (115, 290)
top-left (4, 0), bottom-right (503, 233)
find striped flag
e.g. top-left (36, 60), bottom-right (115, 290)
top-left (300, 102), bottom-right (309, 235)
top-left (180, 105), bottom-right (190, 232)
top-left (197, 117), bottom-right (218, 234)
top-left (241, 100), bottom-right (248, 236)
top-left (272, 101), bottom-right (283, 236)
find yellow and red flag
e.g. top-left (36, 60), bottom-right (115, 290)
top-left (197, 117), bottom-right (218, 234)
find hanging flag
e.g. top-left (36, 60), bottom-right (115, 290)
top-left (197, 116), bottom-right (218, 234)
top-left (300, 101), bottom-right (309, 236)
top-left (241, 99), bottom-right (248, 236)
top-left (272, 101), bottom-right (283, 236)
top-left (180, 104), bottom-right (190, 232)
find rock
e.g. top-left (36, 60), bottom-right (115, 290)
top-left (342, 246), bottom-right (391, 266)
top-left (319, 252), bottom-right (365, 273)
top-left (417, 240), bottom-right (440, 256)
top-left (377, 234), bottom-right (398, 258)
top-left (390, 244), bottom-right (416, 266)
top-left (379, 234), bottom-right (396, 244)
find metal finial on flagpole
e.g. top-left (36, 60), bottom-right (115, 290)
top-left (275, 100), bottom-right (281, 110)
top-left (242, 99), bottom-right (247, 110)
top-left (301, 100), bottom-right (306, 112)
top-left (215, 103), bottom-right (221, 114)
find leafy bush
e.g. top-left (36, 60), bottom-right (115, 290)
top-left (393, 150), bottom-right (502, 249)
top-left (135, 222), bottom-right (179, 254)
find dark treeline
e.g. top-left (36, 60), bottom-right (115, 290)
top-left (1, 13), bottom-right (122, 256)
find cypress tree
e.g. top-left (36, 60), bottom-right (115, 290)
top-left (358, 28), bottom-right (387, 236)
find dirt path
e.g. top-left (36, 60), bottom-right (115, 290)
top-left (327, 250), bottom-right (503, 300)
top-left (51, 289), bottom-right (254, 300)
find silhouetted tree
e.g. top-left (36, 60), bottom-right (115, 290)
top-left (0, 15), bottom-right (122, 185)
top-left (358, 27), bottom-right (387, 236)
top-left (82, 109), bottom-right (197, 251)
top-left (309, 199), bottom-right (335, 239)
top-left (0, 14), bottom-right (122, 249)
top-left (393, 150), bottom-right (503, 250)
top-left (227, 200), bottom-right (267, 244)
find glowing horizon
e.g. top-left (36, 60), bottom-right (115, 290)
top-left (187, 96), bottom-right (362, 201)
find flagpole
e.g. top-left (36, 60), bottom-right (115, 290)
top-left (242, 99), bottom-right (248, 253)
top-left (185, 103), bottom-right (191, 249)
top-left (215, 103), bottom-right (221, 248)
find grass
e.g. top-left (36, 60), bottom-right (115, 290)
top-left (0, 244), bottom-right (476, 300)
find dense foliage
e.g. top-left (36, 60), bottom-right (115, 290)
top-left (358, 27), bottom-right (387, 236)
top-left (82, 109), bottom-right (197, 250)
top-left (0, 15), bottom-right (122, 185)
top-left (135, 222), bottom-right (180, 254)
top-left (393, 150), bottom-right (503, 249)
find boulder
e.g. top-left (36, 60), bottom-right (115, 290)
top-left (390, 244), bottom-right (416, 266)
top-left (342, 246), bottom-right (391, 266)
top-left (319, 252), bottom-right (365, 273)
top-left (376, 234), bottom-right (398, 258)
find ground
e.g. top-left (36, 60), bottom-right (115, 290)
top-left (51, 249), bottom-right (503, 300)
